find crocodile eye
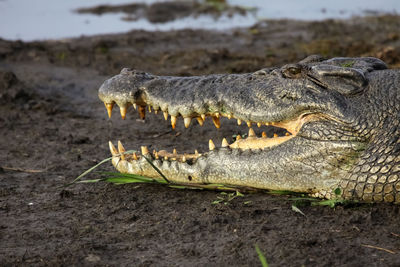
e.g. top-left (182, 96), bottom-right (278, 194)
top-left (288, 67), bottom-right (301, 75)
top-left (282, 64), bottom-right (302, 78)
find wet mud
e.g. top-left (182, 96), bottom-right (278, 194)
top-left (1, 14), bottom-right (400, 266)
top-left (75, 0), bottom-right (248, 23)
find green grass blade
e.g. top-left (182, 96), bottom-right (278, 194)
top-left (255, 244), bottom-right (268, 267)
top-left (289, 197), bottom-right (318, 202)
top-left (76, 179), bottom-right (103, 183)
top-left (99, 172), bottom-right (163, 182)
top-left (143, 155), bottom-right (170, 183)
top-left (312, 199), bottom-right (344, 208)
top-left (104, 177), bottom-right (154, 184)
top-left (169, 185), bottom-right (198, 189)
top-left (64, 156), bottom-right (113, 187)
top-left (268, 190), bottom-right (302, 196)
top-left (291, 204), bottom-right (306, 216)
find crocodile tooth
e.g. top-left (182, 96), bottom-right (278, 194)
top-left (109, 141), bottom-right (118, 156)
top-left (247, 121), bottom-right (252, 127)
top-left (132, 152), bottom-right (138, 160)
top-left (265, 122), bottom-right (270, 126)
top-left (138, 105), bottom-right (146, 120)
top-left (117, 141), bottom-right (126, 153)
top-left (164, 156), bottom-right (168, 160)
top-left (214, 112), bottom-right (220, 118)
top-left (154, 151), bottom-right (159, 159)
top-left (248, 128), bottom-right (256, 137)
top-left (196, 117), bottom-right (204, 126)
top-left (162, 111), bottom-right (168, 120)
top-left (227, 114), bottom-right (232, 119)
top-left (120, 106), bottom-right (127, 120)
top-left (221, 138), bottom-right (229, 147)
top-left (171, 115), bottom-right (177, 129)
top-left (141, 146), bottom-right (149, 155)
top-left (182, 155), bottom-right (186, 162)
top-left (133, 103), bottom-right (137, 110)
top-left (184, 117), bottom-right (191, 128)
top-left (212, 116), bottom-right (221, 129)
top-left (195, 149), bottom-right (199, 156)
top-left (173, 148), bottom-right (177, 154)
top-left (237, 119), bottom-right (242, 125)
top-left (209, 139), bottom-right (215, 150)
top-left (273, 133), bottom-right (278, 138)
top-left (285, 132), bottom-right (290, 136)
top-left (257, 122), bottom-right (262, 128)
top-left (104, 103), bottom-right (114, 118)
top-left (117, 141), bottom-right (126, 160)
top-left (236, 135), bottom-right (242, 140)
top-left (201, 114), bottom-right (206, 120)
top-left (262, 132), bottom-right (267, 138)
top-left (148, 106), bottom-right (152, 113)
top-left (154, 109), bottom-right (158, 114)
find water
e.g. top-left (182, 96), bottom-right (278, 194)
top-left (0, 0), bottom-right (399, 41)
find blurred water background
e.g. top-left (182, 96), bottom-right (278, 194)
top-left (0, 0), bottom-right (399, 41)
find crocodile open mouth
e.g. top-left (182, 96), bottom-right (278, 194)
top-left (104, 101), bottom-right (316, 163)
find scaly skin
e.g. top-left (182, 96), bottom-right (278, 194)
top-left (99, 56), bottom-right (400, 203)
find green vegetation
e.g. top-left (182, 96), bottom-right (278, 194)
top-left (57, 52), bottom-right (66, 61)
top-left (255, 244), bottom-right (269, 267)
top-left (212, 191), bottom-right (244, 205)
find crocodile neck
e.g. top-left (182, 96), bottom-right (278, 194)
top-left (341, 70), bottom-right (400, 202)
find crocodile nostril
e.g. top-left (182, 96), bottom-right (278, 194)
top-left (278, 89), bottom-right (301, 101)
top-left (280, 93), bottom-right (298, 101)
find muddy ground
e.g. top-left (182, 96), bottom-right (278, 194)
top-left (75, 0), bottom-right (248, 23)
top-left (1, 14), bottom-right (400, 266)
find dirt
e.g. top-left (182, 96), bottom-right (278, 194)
top-left (75, 0), bottom-right (248, 23)
top-left (1, 12), bottom-right (400, 266)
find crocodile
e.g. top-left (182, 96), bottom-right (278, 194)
top-left (98, 56), bottom-right (400, 203)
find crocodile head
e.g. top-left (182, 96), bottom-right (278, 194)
top-left (99, 56), bottom-right (400, 203)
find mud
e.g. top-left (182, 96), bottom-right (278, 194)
top-left (1, 14), bottom-right (400, 266)
top-left (75, 0), bottom-right (248, 23)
